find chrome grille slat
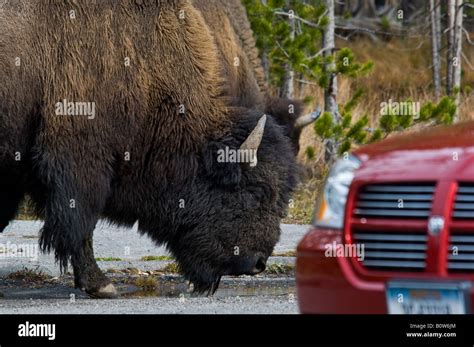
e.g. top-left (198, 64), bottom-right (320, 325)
top-left (364, 185), bottom-right (435, 193)
top-left (455, 196), bottom-right (474, 202)
top-left (452, 211), bottom-right (474, 218)
top-left (451, 235), bottom-right (474, 243)
top-left (353, 231), bottom-right (427, 272)
top-left (449, 263), bottom-right (474, 270)
top-left (354, 183), bottom-right (435, 219)
top-left (448, 254), bottom-right (474, 261)
top-left (454, 203), bottom-right (474, 210)
top-left (362, 260), bottom-right (426, 268)
top-left (358, 193), bottom-right (433, 201)
top-left (365, 251), bottom-right (426, 260)
top-left (356, 201), bottom-right (432, 209)
top-left (450, 245), bottom-right (474, 252)
top-left (457, 186), bottom-right (474, 194)
top-left (363, 242), bottom-right (426, 251)
top-left (354, 209), bottom-right (430, 217)
top-left (354, 233), bottom-right (427, 242)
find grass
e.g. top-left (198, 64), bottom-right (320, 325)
top-left (265, 263), bottom-right (295, 275)
top-left (140, 255), bottom-right (174, 261)
top-left (96, 257), bottom-right (122, 261)
top-left (283, 163), bottom-right (328, 225)
top-left (272, 251), bottom-right (296, 257)
top-left (7, 268), bottom-right (51, 282)
top-left (160, 262), bottom-right (181, 274)
top-left (134, 276), bottom-right (157, 291)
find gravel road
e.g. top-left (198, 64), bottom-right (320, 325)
top-left (0, 221), bottom-right (309, 314)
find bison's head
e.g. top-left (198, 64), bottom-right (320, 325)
top-left (167, 110), bottom-right (298, 294)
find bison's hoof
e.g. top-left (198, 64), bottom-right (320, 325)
top-left (88, 283), bottom-right (118, 299)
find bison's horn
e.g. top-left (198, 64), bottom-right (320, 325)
top-left (240, 114), bottom-right (267, 167)
top-left (294, 106), bottom-right (322, 129)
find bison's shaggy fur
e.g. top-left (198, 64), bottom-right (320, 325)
top-left (193, 0), bottom-right (306, 154)
top-left (0, 0), bottom-right (298, 296)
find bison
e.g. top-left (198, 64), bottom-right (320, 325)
top-left (0, 0), bottom-right (298, 297)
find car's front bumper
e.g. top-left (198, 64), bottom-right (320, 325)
top-left (296, 227), bottom-right (474, 314)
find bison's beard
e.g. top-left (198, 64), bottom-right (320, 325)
top-left (175, 255), bottom-right (226, 296)
top-left (192, 274), bottom-right (222, 296)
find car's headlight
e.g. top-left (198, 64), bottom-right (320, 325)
top-left (313, 154), bottom-right (361, 229)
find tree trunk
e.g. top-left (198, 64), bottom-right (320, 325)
top-left (281, 0), bottom-right (295, 99)
top-left (434, 0), bottom-right (442, 55)
top-left (446, 0), bottom-right (456, 95)
top-left (452, 0), bottom-right (464, 122)
top-left (430, 0), bottom-right (441, 100)
top-left (262, 52), bottom-right (270, 84)
top-left (323, 0), bottom-right (340, 163)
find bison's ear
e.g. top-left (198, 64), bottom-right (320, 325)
top-left (202, 141), bottom-right (242, 188)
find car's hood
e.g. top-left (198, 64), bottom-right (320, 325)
top-left (353, 121), bottom-right (474, 181)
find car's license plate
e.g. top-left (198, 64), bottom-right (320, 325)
top-left (386, 281), bottom-right (470, 314)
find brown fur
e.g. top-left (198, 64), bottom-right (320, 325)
top-left (209, 0), bottom-right (268, 95)
top-left (192, 0), bottom-right (305, 153)
top-left (191, 0), bottom-right (264, 110)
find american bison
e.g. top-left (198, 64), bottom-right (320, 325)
top-left (0, 0), bottom-right (298, 297)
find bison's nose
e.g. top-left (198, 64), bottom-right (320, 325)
top-left (227, 253), bottom-right (267, 276)
top-left (252, 255), bottom-right (267, 274)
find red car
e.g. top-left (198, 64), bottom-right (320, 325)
top-left (296, 121), bottom-right (474, 314)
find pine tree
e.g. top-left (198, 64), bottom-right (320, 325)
top-left (243, 0), bottom-right (459, 161)
top-left (244, 0), bottom-right (373, 162)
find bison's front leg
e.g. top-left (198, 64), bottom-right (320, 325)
top-left (71, 236), bottom-right (117, 298)
top-left (36, 148), bottom-right (117, 298)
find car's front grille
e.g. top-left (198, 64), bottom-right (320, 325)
top-left (348, 181), bottom-right (474, 277)
top-left (353, 231), bottom-right (428, 271)
top-left (353, 183), bottom-right (435, 219)
top-left (452, 184), bottom-right (474, 219)
top-left (448, 234), bottom-right (474, 272)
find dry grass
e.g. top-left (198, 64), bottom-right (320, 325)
top-left (283, 163), bottom-right (328, 225)
top-left (347, 38), bottom-right (474, 123)
top-left (160, 262), bottom-right (181, 274)
top-left (134, 276), bottom-right (158, 291)
top-left (140, 255), bottom-right (174, 261)
top-left (265, 263), bottom-right (295, 275)
top-left (7, 268), bottom-right (51, 282)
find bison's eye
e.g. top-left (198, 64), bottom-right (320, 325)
top-left (247, 183), bottom-right (275, 205)
top-left (247, 185), bottom-right (265, 201)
